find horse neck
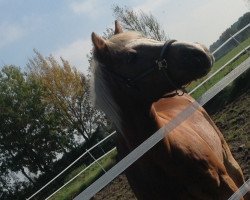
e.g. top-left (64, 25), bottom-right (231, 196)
top-left (117, 98), bottom-right (158, 148)
top-left (92, 62), bottom-right (159, 147)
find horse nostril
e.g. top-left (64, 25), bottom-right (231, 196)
top-left (195, 57), bottom-right (202, 64)
top-left (193, 50), bottom-right (212, 69)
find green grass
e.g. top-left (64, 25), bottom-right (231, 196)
top-left (211, 37), bottom-right (250, 72)
top-left (48, 149), bottom-right (117, 200)
top-left (190, 52), bottom-right (249, 99)
top-left (187, 37), bottom-right (250, 98)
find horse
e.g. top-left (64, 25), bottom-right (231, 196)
top-left (91, 21), bottom-right (248, 200)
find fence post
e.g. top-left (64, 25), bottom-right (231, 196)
top-left (86, 149), bottom-right (106, 173)
top-left (230, 34), bottom-right (250, 55)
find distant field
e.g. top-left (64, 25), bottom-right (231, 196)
top-left (47, 37), bottom-right (250, 200)
top-left (190, 52), bottom-right (249, 99)
top-left (187, 37), bottom-right (250, 99)
top-left (211, 37), bottom-right (250, 72)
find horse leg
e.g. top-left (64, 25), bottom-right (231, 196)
top-left (201, 111), bottom-right (245, 187)
top-left (125, 162), bottom-right (175, 200)
top-left (219, 173), bottom-right (245, 200)
top-left (222, 141), bottom-right (245, 186)
top-left (116, 138), bottom-right (166, 200)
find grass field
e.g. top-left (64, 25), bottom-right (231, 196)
top-left (190, 52), bottom-right (249, 99)
top-left (48, 149), bottom-right (117, 200)
top-left (47, 37), bottom-right (250, 200)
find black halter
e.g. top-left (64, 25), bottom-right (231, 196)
top-left (103, 39), bottom-right (186, 96)
top-left (156, 40), bottom-right (187, 97)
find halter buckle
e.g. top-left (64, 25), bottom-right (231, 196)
top-left (176, 88), bottom-right (186, 96)
top-left (156, 59), bottom-right (168, 70)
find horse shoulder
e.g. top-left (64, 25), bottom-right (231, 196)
top-left (152, 96), bottom-right (224, 160)
top-left (151, 97), bottom-right (242, 198)
top-left (165, 124), bottom-right (240, 199)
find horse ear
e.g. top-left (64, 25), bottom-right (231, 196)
top-left (91, 32), bottom-right (106, 50)
top-left (91, 32), bottom-right (111, 64)
top-left (114, 20), bottom-right (123, 34)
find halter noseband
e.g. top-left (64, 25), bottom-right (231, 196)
top-left (103, 39), bottom-right (186, 96)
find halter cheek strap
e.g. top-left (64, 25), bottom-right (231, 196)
top-left (156, 40), bottom-right (186, 97)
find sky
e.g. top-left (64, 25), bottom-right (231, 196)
top-left (0, 0), bottom-right (249, 74)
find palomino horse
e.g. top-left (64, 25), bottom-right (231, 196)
top-left (91, 21), bottom-right (248, 200)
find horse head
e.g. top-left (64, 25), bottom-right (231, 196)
top-left (92, 21), bottom-right (213, 103)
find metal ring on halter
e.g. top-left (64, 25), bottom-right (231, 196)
top-left (156, 59), bottom-right (168, 70)
top-left (176, 89), bottom-right (184, 96)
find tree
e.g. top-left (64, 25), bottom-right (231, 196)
top-left (0, 162), bottom-right (12, 198)
top-left (112, 5), bottom-right (168, 41)
top-left (0, 65), bottom-right (74, 184)
top-left (28, 51), bottom-right (106, 143)
top-left (244, 0), bottom-right (250, 9)
top-left (209, 12), bottom-right (250, 59)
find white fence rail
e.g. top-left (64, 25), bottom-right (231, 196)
top-left (45, 147), bottom-right (117, 200)
top-left (26, 131), bottom-right (116, 200)
top-left (189, 45), bottom-right (250, 95)
top-left (27, 23), bottom-right (250, 200)
top-left (212, 23), bottom-right (249, 55)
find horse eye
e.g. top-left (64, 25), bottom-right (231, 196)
top-left (127, 51), bottom-right (137, 64)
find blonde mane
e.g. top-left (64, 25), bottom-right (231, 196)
top-left (90, 59), bottom-right (122, 132)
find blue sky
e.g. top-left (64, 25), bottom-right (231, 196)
top-left (0, 0), bottom-right (248, 74)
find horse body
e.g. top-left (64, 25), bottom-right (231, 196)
top-left (116, 94), bottom-right (244, 199)
top-left (91, 21), bottom-right (248, 199)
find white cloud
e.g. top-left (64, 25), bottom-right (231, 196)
top-left (53, 38), bottom-right (92, 74)
top-left (134, 0), bottom-right (170, 13)
top-left (0, 23), bottom-right (26, 48)
top-left (188, 0), bottom-right (248, 46)
top-left (0, 14), bottom-right (45, 50)
top-left (69, 0), bottom-right (104, 19)
top-left (149, 0), bottom-right (248, 47)
top-left (123, 0), bottom-right (247, 47)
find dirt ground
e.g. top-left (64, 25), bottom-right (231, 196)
top-left (92, 90), bottom-right (250, 200)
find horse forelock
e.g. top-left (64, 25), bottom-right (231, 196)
top-left (107, 31), bottom-right (163, 51)
top-left (108, 31), bottom-right (143, 44)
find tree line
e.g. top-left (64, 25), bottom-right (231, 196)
top-left (0, 52), bottom-right (112, 198)
top-left (210, 12), bottom-right (250, 60)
